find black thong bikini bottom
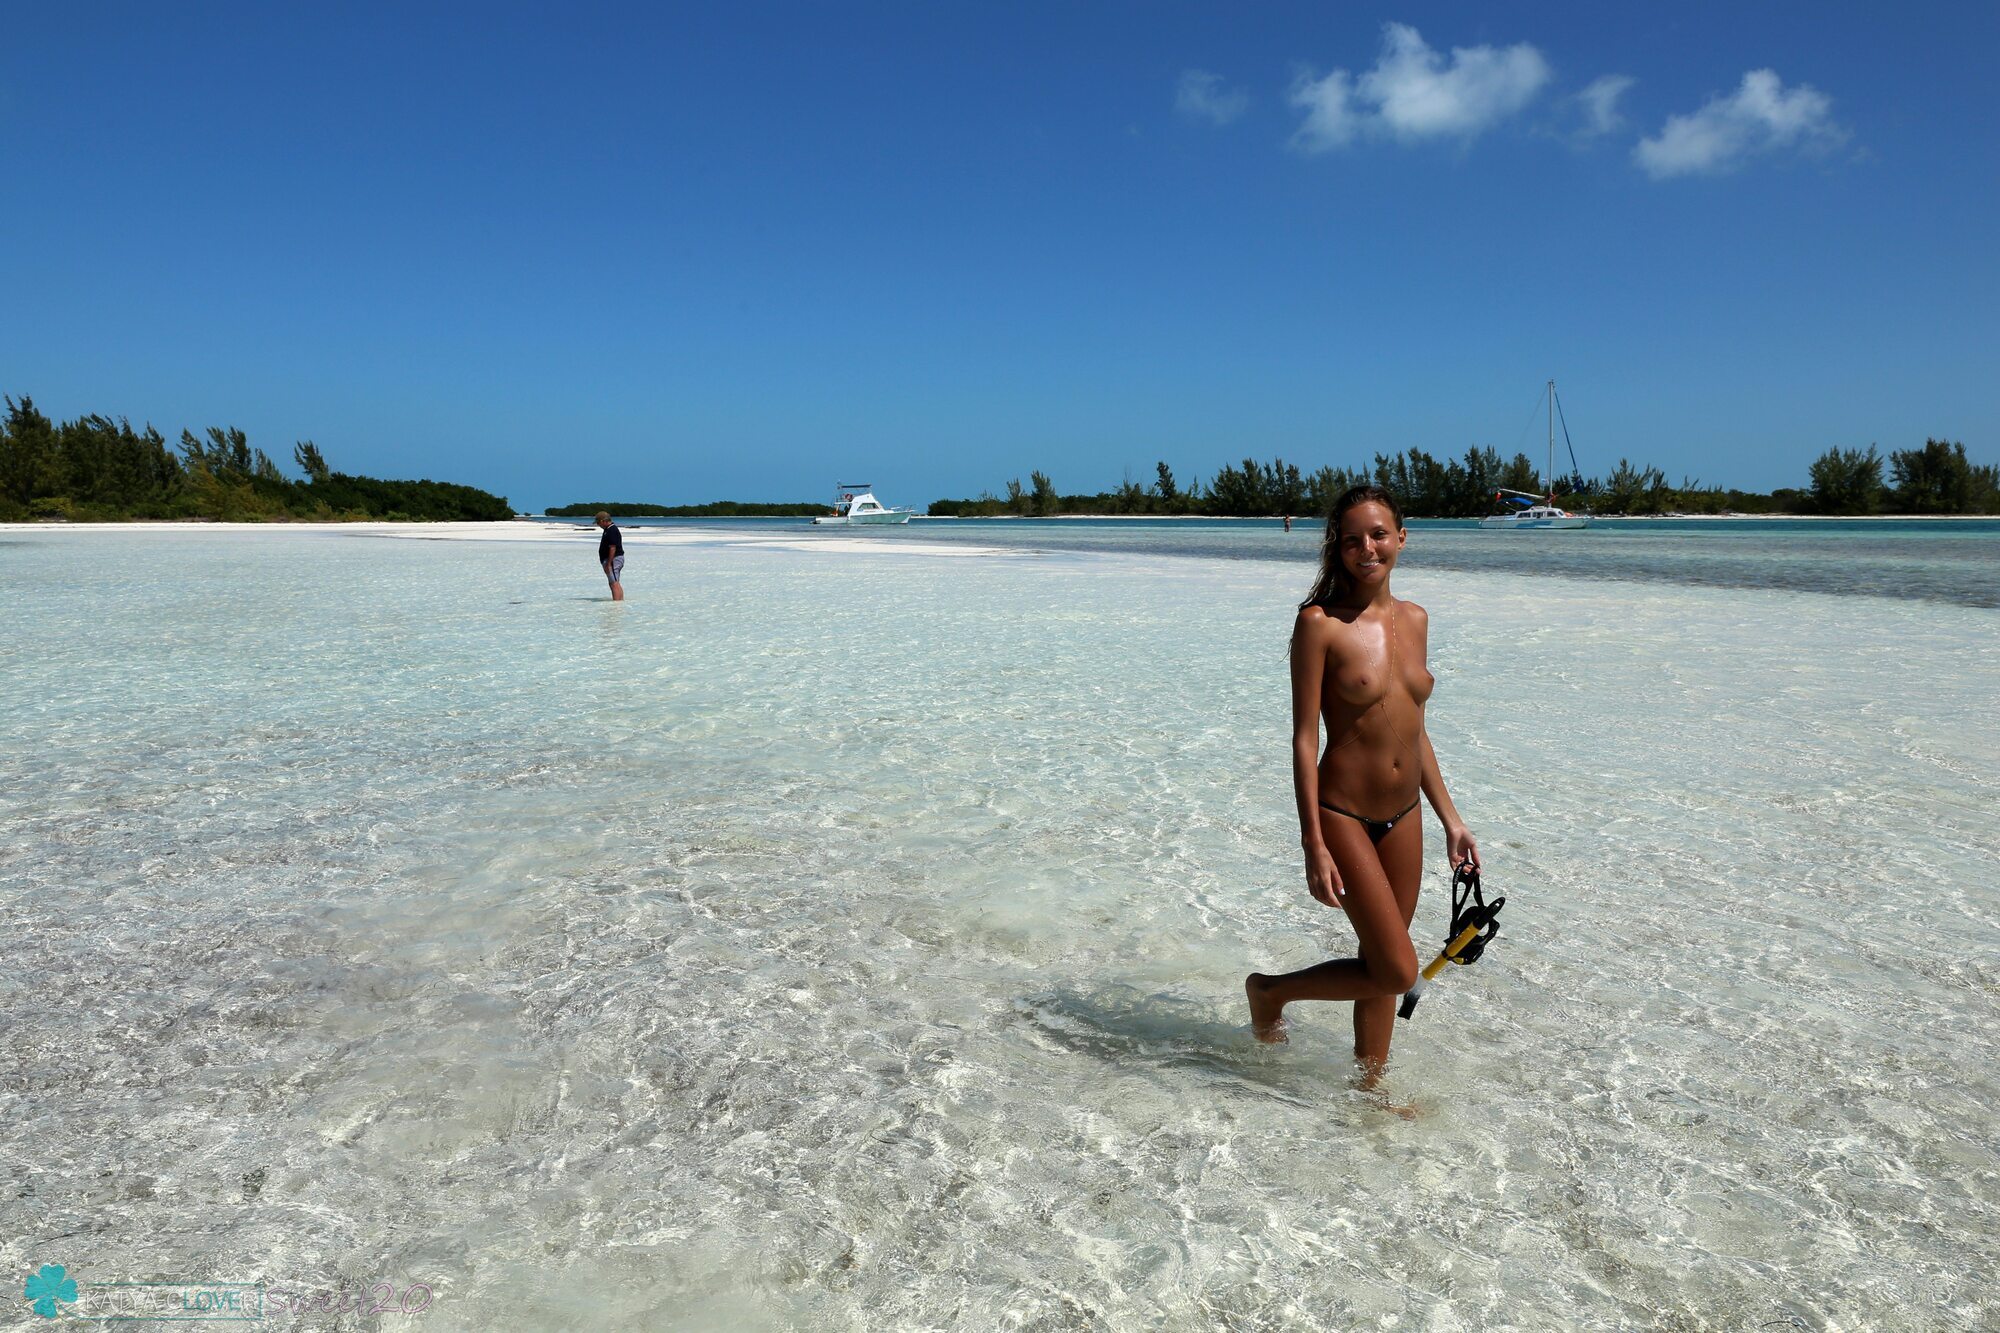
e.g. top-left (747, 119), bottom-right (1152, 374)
top-left (1318, 794), bottom-right (1421, 843)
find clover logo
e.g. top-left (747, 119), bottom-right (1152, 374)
top-left (23, 1264), bottom-right (78, 1319)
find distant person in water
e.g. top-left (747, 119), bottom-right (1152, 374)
top-left (1284, 514), bottom-right (1292, 532)
top-left (595, 511), bottom-right (625, 601)
top-left (1246, 485), bottom-right (1479, 1084)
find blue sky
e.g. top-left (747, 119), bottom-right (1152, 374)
top-left (3, 2), bottom-right (1995, 509)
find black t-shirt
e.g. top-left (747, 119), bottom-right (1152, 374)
top-left (598, 523), bottom-right (623, 561)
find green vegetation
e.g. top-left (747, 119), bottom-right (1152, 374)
top-left (1807, 446), bottom-right (1885, 515)
top-left (1884, 439), bottom-right (1999, 514)
top-left (545, 500), bottom-right (825, 517)
top-left (14, 387), bottom-right (1984, 524)
top-left (931, 439), bottom-right (1996, 518)
top-left (1798, 439), bottom-right (1997, 516)
top-left (932, 450), bottom-right (1543, 518)
top-left (0, 395), bottom-right (511, 522)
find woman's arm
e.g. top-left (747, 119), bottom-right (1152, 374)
top-left (1291, 612), bottom-right (1342, 904)
top-left (1419, 728), bottom-right (1479, 870)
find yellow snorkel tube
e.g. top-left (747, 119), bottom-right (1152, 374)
top-left (1398, 859), bottom-right (1503, 1020)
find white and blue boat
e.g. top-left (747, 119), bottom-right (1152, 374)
top-left (812, 483), bottom-right (914, 526)
top-left (1481, 380), bottom-right (1593, 530)
top-left (1480, 496), bottom-right (1591, 529)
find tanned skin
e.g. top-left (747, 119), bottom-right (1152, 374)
top-left (1245, 501), bottom-right (1479, 1084)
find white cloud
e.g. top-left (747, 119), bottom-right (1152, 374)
top-left (1576, 74), bottom-right (1635, 138)
top-left (1290, 68), bottom-right (1362, 148)
top-left (1176, 70), bottom-right (1248, 126)
top-left (1634, 69), bottom-right (1844, 178)
top-left (1291, 23), bottom-right (1551, 152)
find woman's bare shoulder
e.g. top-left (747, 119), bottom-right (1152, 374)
top-left (1300, 604), bottom-right (1373, 670)
top-left (1293, 604), bottom-right (1338, 656)
top-left (1295, 603), bottom-right (1339, 635)
top-left (1397, 598), bottom-right (1432, 651)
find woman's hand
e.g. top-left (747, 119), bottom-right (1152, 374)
top-left (1305, 843), bottom-right (1343, 906)
top-left (1445, 823), bottom-right (1480, 873)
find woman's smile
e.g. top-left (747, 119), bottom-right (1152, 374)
top-left (1349, 544), bottom-right (1393, 576)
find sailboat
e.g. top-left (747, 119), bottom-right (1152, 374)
top-left (1480, 380), bottom-right (1592, 530)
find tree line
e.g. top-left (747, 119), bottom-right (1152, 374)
top-left (1803, 440), bottom-right (1998, 516)
top-left (929, 439), bottom-right (1997, 518)
top-left (0, 395), bottom-right (512, 522)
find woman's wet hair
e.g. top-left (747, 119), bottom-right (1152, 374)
top-left (1298, 485), bottom-right (1405, 611)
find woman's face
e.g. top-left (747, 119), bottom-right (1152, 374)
top-left (1337, 501), bottom-right (1406, 589)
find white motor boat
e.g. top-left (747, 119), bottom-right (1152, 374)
top-left (1480, 379), bottom-right (1593, 530)
top-left (812, 484), bottom-right (913, 525)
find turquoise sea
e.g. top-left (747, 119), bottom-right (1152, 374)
top-left (573, 514), bottom-right (2000, 608)
top-left (2, 520), bottom-right (1995, 1330)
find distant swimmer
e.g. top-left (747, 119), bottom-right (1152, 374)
top-left (595, 511), bottom-right (625, 601)
top-left (1284, 514), bottom-right (1292, 532)
top-left (1246, 485), bottom-right (1480, 1085)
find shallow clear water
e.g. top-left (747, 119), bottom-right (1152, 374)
top-left (575, 515), bottom-right (2000, 608)
top-left (2, 529), bottom-right (1996, 1331)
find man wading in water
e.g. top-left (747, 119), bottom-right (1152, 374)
top-left (595, 511), bottom-right (625, 601)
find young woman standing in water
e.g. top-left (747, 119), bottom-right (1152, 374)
top-left (1246, 486), bottom-right (1479, 1078)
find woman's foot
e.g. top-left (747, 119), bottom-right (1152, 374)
top-left (1364, 1089), bottom-right (1421, 1120)
top-left (1245, 973), bottom-right (1288, 1043)
top-left (1354, 1058), bottom-right (1418, 1118)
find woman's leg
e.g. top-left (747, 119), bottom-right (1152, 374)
top-left (1247, 811), bottom-right (1420, 1035)
top-left (1352, 816), bottom-right (1422, 1074)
